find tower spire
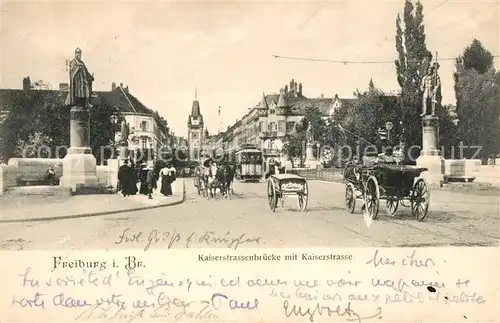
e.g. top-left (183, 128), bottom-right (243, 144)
top-left (195, 86), bottom-right (197, 100)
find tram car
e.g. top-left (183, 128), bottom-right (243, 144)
top-left (234, 144), bottom-right (263, 181)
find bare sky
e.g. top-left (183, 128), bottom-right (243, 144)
top-left (1, 0), bottom-right (498, 137)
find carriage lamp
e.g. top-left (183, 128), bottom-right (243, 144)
top-left (385, 121), bottom-right (393, 142)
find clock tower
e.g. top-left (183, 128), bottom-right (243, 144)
top-left (187, 89), bottom-right (204, 161)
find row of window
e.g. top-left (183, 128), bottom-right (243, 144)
top-left (260, 121), bottom-right (295, 133)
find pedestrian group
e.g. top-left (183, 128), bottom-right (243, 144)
top-left (117, 159), bottom-right (176, 199)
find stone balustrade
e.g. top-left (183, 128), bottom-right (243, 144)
top-left (0, 157), bottom-right (118, 195)
top-left (287, 160), bottom-right (498, 187)
top-left (445, 159), bottom-right (481, 182)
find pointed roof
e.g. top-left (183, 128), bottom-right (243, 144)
top-left (191, 100), bottom-right (201, 116)
top-left (259, 92), bottom-right (268, 109)
top-left (277, 89), bottom-right (287, 108)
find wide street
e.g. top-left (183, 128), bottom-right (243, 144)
top-left (0, 180), bottom-right (498, 251)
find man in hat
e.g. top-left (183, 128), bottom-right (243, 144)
top-left (146, 164), bottom-right (155, 199)
top-left (65, 47), bottom-right (94, 108)
top-left (118, 159), bottom-right (131, 197)
top-left (139, 163), bottom-right (149, 195)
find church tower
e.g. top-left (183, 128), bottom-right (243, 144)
top-left (187, 88), bottom-right (204, 161)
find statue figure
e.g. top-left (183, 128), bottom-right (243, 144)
top-left (298, 82), bottom-right (303, 95)
top-left (120, 120), bottom-right (129, 145)
top-left (65, 47), bottom-right (94, 108)
top-left (420, 62), bottom-right (441, 117)
top-left (306, 122), bottom-right (314, 143)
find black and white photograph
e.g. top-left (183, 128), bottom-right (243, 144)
top-left (1, 1), bottom-right (499, 322)
top-left (0, 1), bottom-right (498, 251)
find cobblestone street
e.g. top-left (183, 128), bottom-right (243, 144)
top-left (0, 180), bottom-right (498, 251)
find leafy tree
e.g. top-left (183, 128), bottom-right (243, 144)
top-left (395, 0), bottom-right (433, 160)
top-left (454, 41), bottom-right (500, 159)
top-left (1, 87), bottom-right (119, 162)
top-left (89, 101), bottom-right (119, 164)
top-left (282, 131), bottom-right (305, 166)
top-left (282, 106), bottom-right (326, 166)
top-left (460, 39), bottom-right (494, 74)
top-left (335, 80), bottom-right (400, 163)
top-left (1, 91), bottom-right (41, 159)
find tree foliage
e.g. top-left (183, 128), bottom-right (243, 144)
top-left (336, 80), bottom-right (400, 162)
top-left (1, 88), bottom-right (118, 163)
top-left (395, 0), bottom-right (432, 159)
top-left (282, 106), bottom-right (327, 166)
top-left (461, 39), bottom-right (494, 74)
top-left (394, 0), bottom-right (458, 160)
top-left (454, 40), bottom-right (500, 159)
top-left (14, 132), bottom-right (53, 158)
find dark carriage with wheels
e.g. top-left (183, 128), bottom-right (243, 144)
top-left (343, 163), bottom-right (430, 221)
top-left (267, 174), bottom-right (308, 212)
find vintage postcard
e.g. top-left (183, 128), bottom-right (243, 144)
top-left (0, 0), bottom-right (499, 322)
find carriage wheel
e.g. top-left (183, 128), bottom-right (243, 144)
top-left (267, 180), bottom-right (277, 212)
top-left (297, 181), bottom-right (309, 212)
top-left (411, 178), bottom-right (430, 221)
top-left (386, 196), bottom-right (399, 216)
top-left (345, 183), bottom-right (356, 213)
top-left (343, 164), bottom-right (354, 182)
top-left (364, 176), bottom-right (380, 220)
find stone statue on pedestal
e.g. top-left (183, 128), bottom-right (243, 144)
top-left (416, 60), bottom-right (445, 189)
top-left (306, 122), bottom-right (314, 144)
top-left (65, 47), bottom-right (94, 108)
top-left (60, 47), bottom-right (100, 192)
top-left (120, 120), bottom-right (129, 146)
top-left (420, 62), bottom-right (441, 117)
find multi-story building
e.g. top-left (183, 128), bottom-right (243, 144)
top-left (105, 82), bottom-right (170, 163)
top-left (220, 79), bottom-right (353, 171)
top-left (187, 95), bottom-right (205, 161)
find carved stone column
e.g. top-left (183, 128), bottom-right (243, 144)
top-left (416, 116), bottom-right (445, 188)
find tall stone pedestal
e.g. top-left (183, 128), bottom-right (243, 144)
top-left (59, 106), bottom-right (99, 191)
top-left (416, 116), bottom-right (445, 189)
top-left (304, 143), bottom-right (319, 169)
top-left (118, 144), bottom-right (129, 161)
top-left (305, 143), bottom-right (314, 161)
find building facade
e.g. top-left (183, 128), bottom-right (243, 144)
top-left (219, 79), bottom-right (352, 170)
top-left (99, 82), bottom-right (170, 163)
top-left (0, 78), bottom-right (170, 163)
top-left (187, 96), bottom-right (205, 161)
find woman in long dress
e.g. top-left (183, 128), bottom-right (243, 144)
top-left (160, 164), bottom-right (173, 196)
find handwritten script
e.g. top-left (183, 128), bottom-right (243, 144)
top-left (7, 249), bottom-right (489, 322)
top-left (114, 229), bottom-right (263, 251)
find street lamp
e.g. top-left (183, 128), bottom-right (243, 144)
top-left (109, 113), bottom-right (119, 158)
top-left (385, 121), bottom-right (393, 142)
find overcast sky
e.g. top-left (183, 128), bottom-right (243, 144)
top-left (2, 0), bottom-right (498, 137)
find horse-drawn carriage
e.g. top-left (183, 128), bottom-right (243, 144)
top-left (193, 162), bottom-right (235, 198)
top-left (343, 162), bottom-right (430, 221)
top-left (267, 174), bottom-right (309, 212)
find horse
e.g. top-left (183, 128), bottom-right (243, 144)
top-left (221, 164), bottom-right (235, 196)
